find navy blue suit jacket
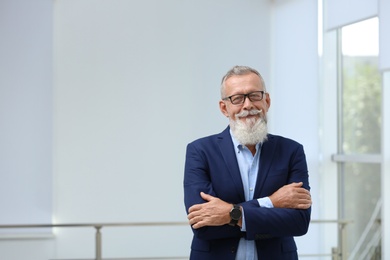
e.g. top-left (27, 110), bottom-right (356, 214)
top-left (184, 127), bottom-right (311, 260)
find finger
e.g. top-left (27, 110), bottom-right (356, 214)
top-left (192, 221), bottom-right (205, 229)
top-left (292, 182), bottom-right (303, 187)
top-left (200, 192), bottom-right (214, 201)
top-left (187, 211), bottom-right (197, 220)
top-left (293, 186), bottom-right (310, 194)
top-left (188, 215), bottom-right (200, 225)
top-left (299, 198), bottom-right (313, 208)
top-left (294, 201), bottom-right (310, 209)
top-left (297, 204), bottom-right (311, 209)
top-left (302, 201), bottom-right (312, 209)
top-left (295, 193), bottom-right (312, 201)
top-left (188, 204), bottom-right (201, 213)
top-left (190, 216), bottom-right (208, 229)
top-left (286, 182), bottom-right (303, 188)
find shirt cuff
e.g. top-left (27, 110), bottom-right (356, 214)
top-left (241, 197), bottom-right (273, 232)
top-left (258, 197), bottom-right (274, 208)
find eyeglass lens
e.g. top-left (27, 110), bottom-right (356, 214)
top-left (230, 91), bottom-right (264, 104)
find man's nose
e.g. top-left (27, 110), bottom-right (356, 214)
top-left (242, 96), bottom-right (254, 109)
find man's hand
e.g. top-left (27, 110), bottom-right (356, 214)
top-left (187, 192), bottom-right (231, 229)
top-left (269, 182), bottom-right (312, 209)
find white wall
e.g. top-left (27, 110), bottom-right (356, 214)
top-left (0, 0), bottom-right (55, 258)
top-left (269, 0), bottom-right (321, 258)
top-left (0, 0), bottom-right (53, 226)
top-left (53, 0), bottom-right (271, 258)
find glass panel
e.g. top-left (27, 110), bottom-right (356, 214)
top-left (341, 18), bottom-right (381, 154)
top-left (339, 18), bottom-right (382, 260)
top-left (342, 162), bottom-right (381, 259)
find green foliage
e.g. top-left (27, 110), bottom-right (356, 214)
top-left (342, 56), bottom-right (382, 154)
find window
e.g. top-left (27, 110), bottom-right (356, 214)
top-left (336, 17), bottom-right (382, 259)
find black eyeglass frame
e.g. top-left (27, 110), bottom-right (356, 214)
top-left (222, 91), bottom-right (266, 105)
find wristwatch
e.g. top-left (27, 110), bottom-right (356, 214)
top-left (229, 204), bottom-right (242, 226)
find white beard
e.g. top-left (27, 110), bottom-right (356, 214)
top-left (230, 109), bottom-right (268, 145)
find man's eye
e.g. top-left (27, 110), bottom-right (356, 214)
top-left (231, 96), bottom-right (244, 102)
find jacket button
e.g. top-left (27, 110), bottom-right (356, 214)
top-left (231, 246), bottom-right (236, 253)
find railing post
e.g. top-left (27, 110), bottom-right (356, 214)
top-left (339, 222), bottom-right (348, 260)
top-left (332, 247), bottom-right (339, 260)
top-left (95, 225), bottom-right (102, 260)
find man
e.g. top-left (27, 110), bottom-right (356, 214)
top-left (183, 65), bottom-right (311, 260)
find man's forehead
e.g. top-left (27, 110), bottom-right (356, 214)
top-left (225, 73), bottom-right (262, 87)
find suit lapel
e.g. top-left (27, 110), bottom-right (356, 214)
top-left (217, 127), bottom-right (245, 202)
top-left (254, 134), bottom-right (276, 196)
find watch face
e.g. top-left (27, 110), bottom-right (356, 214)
top-left (230, 208), bottom-right (241, 220)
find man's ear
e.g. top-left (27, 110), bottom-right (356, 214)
top-left (219, 100), bottom-right (229, 117)
top-left (265, 93), bottom-right (271, 111)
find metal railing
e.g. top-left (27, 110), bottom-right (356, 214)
top-left (348, 198), bottom-right (382, 260)
top-left (0, 219), bottom-right (351, 260)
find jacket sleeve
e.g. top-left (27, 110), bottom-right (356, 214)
top-left (242, 143), bottom-right (311, 240)
top-left (183, 141), bottom-right (243, 240)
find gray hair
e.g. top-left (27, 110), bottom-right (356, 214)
top-left (220, 65), bottom-right (266, 98)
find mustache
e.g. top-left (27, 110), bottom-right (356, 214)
top-left (235, 109), bottom-right (263, 118)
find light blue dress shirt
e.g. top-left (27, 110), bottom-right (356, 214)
top-left (230, 131), bottom-right (273, 260)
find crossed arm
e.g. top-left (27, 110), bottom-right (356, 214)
top-left (188, 182), bottom-right (312, 229)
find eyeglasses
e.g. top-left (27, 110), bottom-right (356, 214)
top-left (222, 91), bottom-right (266, 105)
